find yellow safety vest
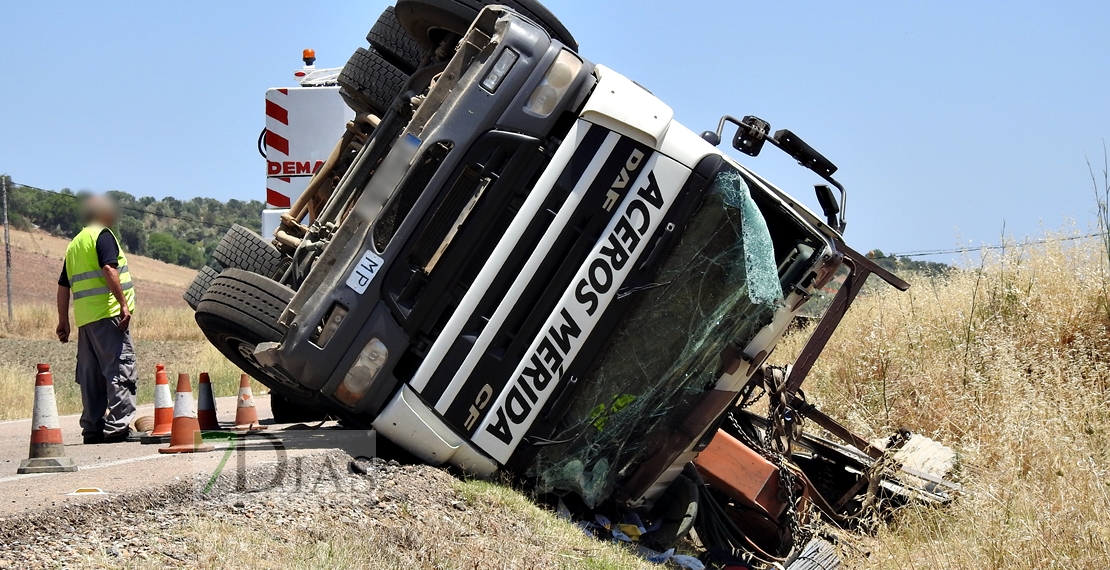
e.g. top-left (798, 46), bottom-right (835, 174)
top-left (65, 225), bottom-right (136, 328)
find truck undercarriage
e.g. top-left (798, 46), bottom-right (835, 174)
top-left (184, 1), bottom-right (957, 566)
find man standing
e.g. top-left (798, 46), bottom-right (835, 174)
top-left (56, 194), bottom-right (139, 444)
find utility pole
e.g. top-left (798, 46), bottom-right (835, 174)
top-left (2, 176), bottom-right (11, 323)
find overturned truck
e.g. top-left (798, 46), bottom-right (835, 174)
top-left (186, 1), bottom-right (955, 566)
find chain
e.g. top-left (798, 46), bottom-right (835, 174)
top-left (728, 408), bottom-right (809, 558)
top-left (763, 367), bottom-right (795, 456)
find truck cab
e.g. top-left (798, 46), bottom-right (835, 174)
top-left (189, 1), bottom-right (915, 545)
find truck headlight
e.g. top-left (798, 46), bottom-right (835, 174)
top-left (334, 338), bottom-right (388, 406)
top-left (526, 50), bottom-right (582, 117)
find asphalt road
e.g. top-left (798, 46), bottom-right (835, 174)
top-left (0, 395), bottom-right (377, 517)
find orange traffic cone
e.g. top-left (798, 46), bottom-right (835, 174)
top-left (141, 364), bottom-right (174, 444)
top-left (233, 374), bottom-right (266, 430)
top-left (196, 372), bottom-right (220, 431)
top-left (18, 364), bottom-right (78, 473)
top-left (159, 373), bottom-right (214, 454)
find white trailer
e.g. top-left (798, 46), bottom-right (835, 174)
top-left (261, 50), bottom-right (354, 239)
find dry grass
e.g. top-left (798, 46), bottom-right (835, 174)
top-left (0, 300), bottom-right (251, 420)
top-left (776, 232), bottom-right (1110, 567)
top-left (0, 367), bottom-right (36, 421)
top-left (0, 304), bottom-right (205, 342)
top-left (0, 343), bottom-right (261, 421)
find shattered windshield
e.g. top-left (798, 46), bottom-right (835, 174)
top-left (529, 167), bottom-right (788, 506)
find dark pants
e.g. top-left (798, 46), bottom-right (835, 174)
top-left (76, 316), bottom-right (138, 438)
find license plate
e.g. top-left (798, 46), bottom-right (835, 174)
top-left (346, 250), bottom-right (384, 294)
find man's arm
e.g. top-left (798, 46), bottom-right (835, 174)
top-left (56, 285), bottom-right (71, 343)
top-left (103, 265), bottom-right (131, 331)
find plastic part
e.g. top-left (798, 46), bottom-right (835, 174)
top-left (580, 65), bottom-right (673, 149)
top-left (373, 385), bottom-right (497, 475)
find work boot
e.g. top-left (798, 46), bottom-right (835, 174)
top-left (83, 432), bottom-right (105, 445)
top-left (103, 428), bottom-right (142, 443)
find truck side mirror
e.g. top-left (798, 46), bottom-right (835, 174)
top-left (814, 184), bottom-right (840, 229)
top-left (732, 116), bottom-right (770, 157)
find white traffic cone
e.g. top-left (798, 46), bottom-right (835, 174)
top-left (18, 364), bottom-right (78, 474)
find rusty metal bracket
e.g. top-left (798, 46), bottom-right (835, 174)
top-left (784, 241), bottom-right (909, 398)
top-left (790, 395), bottom-right (885, 460)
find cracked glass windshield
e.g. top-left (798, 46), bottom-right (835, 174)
top-left (530, 167), bottom-right (802, 505)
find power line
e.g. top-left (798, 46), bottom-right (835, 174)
top-left (10, 181), bottom-right (234, 229)
top-left (877, 231), bottom-right (1107, 260)
top-left (10, 179), bottom-right (1107, 263)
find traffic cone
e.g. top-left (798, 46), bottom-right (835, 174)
top-left (233, 374), bottom-right (266, 431)
top-left (142, 364), bottom-right (174, 444)
top-left (18, 364), bottom-right (78, 474)
top-left (196, 372), bottom-right (220, 431)
top-left (159, 373), bottom-right (214, 454)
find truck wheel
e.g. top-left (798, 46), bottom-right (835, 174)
top-left (183, 265), bottom-right (219, 310)
top-left (212, 224), bottom-right (284, 279)
top-left (194, 269), bottom-right (313, 401)
top-left (270, 392), bottom-right (328, 424)
top-left (395, 0), bottom-right (578, 52)
top-left (338, 47), bottom-right (410, 115)
top-left (368, 6), bottom-right (425, 74)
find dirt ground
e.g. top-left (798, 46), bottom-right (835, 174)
top-left (0, 228), bottom-right (195, 309)
top-left (0, 446), bottom-right (646, 569)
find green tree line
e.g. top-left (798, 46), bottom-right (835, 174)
top-left (867, 249), bottom-right (951, 277)
top-left (1, 176), bottom-right (263, 269)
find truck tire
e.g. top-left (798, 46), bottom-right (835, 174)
top-left (368, 6), bottom-right (425, 74)
top-left (338, 47), bottom-right (410, 115)
top-left (194, 269), bottom-right (315, 402)
top-left (183, 265), bottom-right (219, 310)
top-left (395, 0), bottom-right (578, 52)
top-left (212, 224), bottom-right (284, 279)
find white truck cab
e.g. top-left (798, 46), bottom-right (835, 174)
top-left (188, 1), bottom-right (921, 560)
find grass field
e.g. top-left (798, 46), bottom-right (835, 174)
top-left (776, 233), bottom-right (1110, 567)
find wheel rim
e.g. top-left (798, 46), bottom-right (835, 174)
top-left (224, 335), bottom-right (312, 396)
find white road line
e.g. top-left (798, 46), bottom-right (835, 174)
top-left (0, 445), bottom-right (240, 485)
top-left (0, 453), bottom-right (167, 484)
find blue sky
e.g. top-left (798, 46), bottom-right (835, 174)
top-left (1, 0), bottom-right (1107, 259)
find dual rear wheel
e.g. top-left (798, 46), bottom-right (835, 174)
top-left (338, 0), bottom-right (576, 116)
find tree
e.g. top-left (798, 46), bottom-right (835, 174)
top-left (5, 181), bottom-right (265, 268)
top-left (116, 216), bottom-right (146, 254)
top-left (146, 232), bottom-right (178, 263)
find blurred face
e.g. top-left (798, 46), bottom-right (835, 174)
top-left (82, 194), bottom-right (119, 226)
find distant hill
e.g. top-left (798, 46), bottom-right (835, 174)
top-left (1, 175), bottom-right (262, 269)
top-left (867, 249), bottom-right (951, 277)
top-left (1, 227), bottom-right (198, 308)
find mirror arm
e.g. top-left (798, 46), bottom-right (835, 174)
top-left (821, 176), bottom-right (847, 233)
top-left (700, 115), bottom-right (745, 147)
